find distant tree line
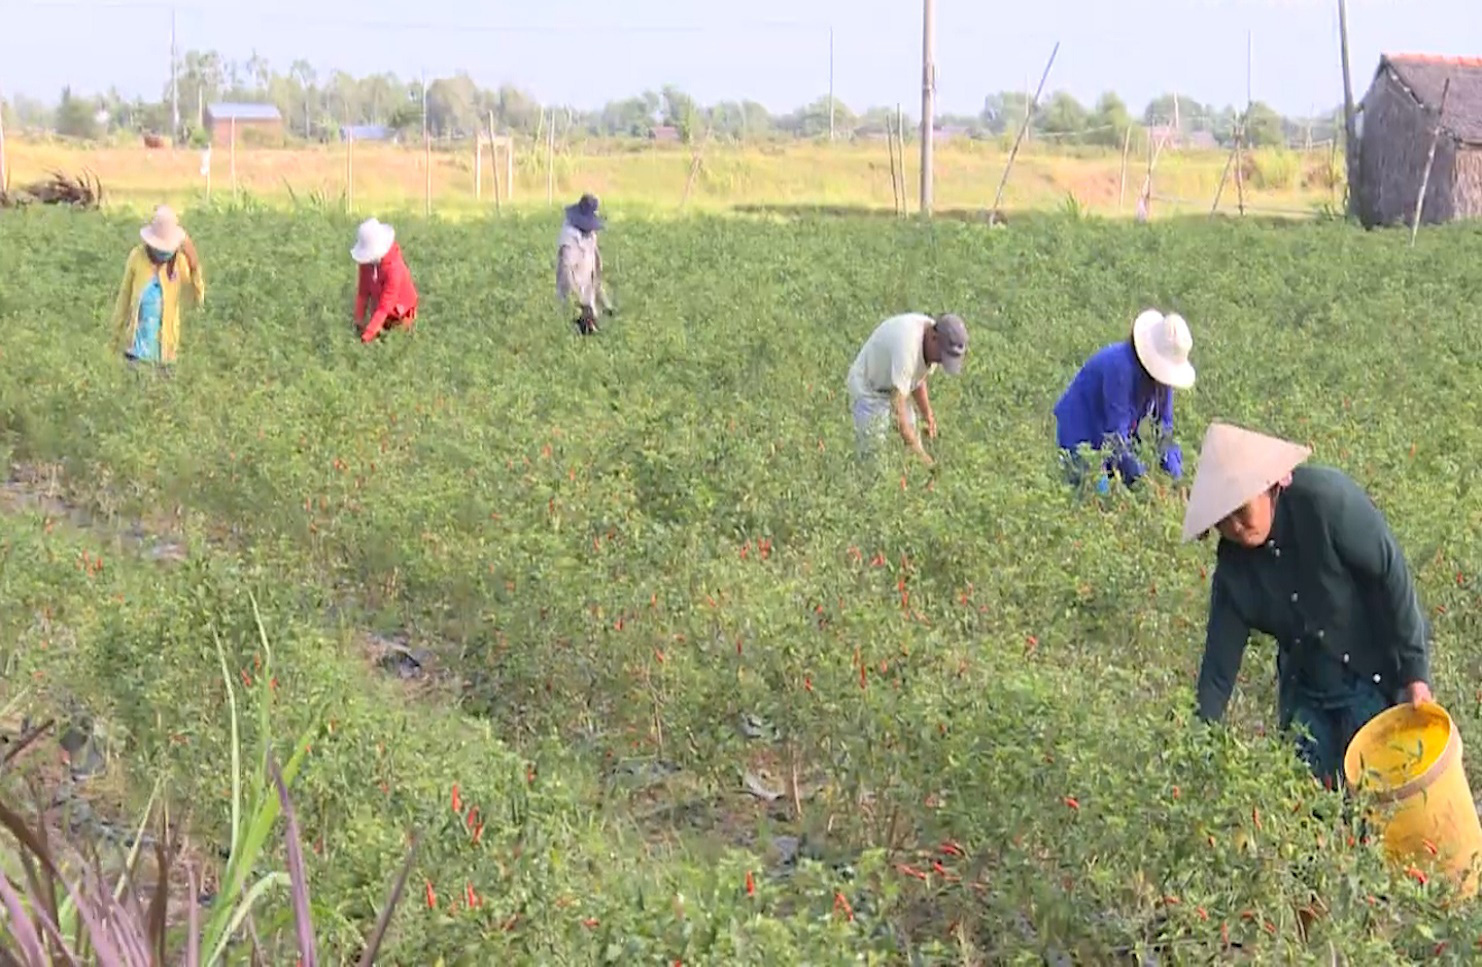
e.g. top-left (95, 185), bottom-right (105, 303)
top-left (0, 49), bottom-right (1344, 150)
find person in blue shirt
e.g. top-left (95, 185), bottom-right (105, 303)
top-left (1053, 309), bottom-right (1196, 492)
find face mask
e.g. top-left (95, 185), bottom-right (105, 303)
top-left (147, 246), bottom-right (174, 263)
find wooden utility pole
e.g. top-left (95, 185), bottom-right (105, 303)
top-left (1337, 0), bottom-right (1361, 218)
top-left (919, 0), bottom-right (935, 215)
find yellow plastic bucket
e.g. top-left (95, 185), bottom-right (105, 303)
top-left (1343, 701), bottom-right (1482, 897)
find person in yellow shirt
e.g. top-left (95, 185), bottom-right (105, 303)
top-left (110, 205), bottom-right (204, 371)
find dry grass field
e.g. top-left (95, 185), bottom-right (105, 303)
top-left (6, 135), bottom-right (1339, 219)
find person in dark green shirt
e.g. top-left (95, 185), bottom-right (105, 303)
top-left (1181, 422), bottom-right (1434, 788)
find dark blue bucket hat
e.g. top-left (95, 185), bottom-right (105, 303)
top-left (566, 193), bottom-right (605, 232)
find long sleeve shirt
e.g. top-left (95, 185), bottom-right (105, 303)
top-left (1195, 465), bottom-right (1431, 723)
top-left (555, 222), bottom-right (611, 312)
top-left (110, 245), bottom-right (204, 365)
top-left (1052, 341), bottom-right (1181, 482)
top-left (355, 243), bottom-right (418, 343)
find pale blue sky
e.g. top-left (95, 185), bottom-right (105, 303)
top-left (4, 0), bottom-right (1479, 118)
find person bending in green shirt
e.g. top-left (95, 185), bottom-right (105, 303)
top-left (1182, 422), bottom-right (1434, 788)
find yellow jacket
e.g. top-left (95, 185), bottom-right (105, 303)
top-left (110, 245), bottom-right (205, 363)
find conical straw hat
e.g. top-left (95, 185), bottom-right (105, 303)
top-left (1181, 423), bottom-right (1312, 542)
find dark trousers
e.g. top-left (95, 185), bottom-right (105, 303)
top-left (1282, 680), bottom-right (1392, 789)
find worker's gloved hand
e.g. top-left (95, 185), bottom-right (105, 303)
top-left (1115, 451), bottom-right (1146, 487)
top-left (1094, 475), bottom-right (1111, 496)
top-left (1161, 444), bottom-right (1184, 480)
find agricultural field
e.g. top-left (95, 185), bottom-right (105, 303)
top-left (3, 203), bottom-right (1482, 963)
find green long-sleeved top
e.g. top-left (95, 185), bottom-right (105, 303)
top-left (1195, 465), bottom-right (1430, 723)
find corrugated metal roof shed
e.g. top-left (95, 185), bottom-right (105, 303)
top-left (206, 102), bottom-right (283, 122)
top-left (340, 124), bottom-right (392, 141)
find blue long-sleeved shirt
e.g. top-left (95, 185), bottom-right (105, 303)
top-left (1052, 341), bottom-right (1182, 483)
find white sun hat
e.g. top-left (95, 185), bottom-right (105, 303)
top-left (351, 217), bottom-right (395, 264)
top-left (1132, 309), bottom-right (1196, 390)
top-left (139, 205), bottom-right (186, 254)
top-left (1181, 422), bottom-right (1312, 542)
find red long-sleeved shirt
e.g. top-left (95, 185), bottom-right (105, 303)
top-left (355, 243), bottom-right (418, 343)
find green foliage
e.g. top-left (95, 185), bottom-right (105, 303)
top-left (3, 208), bottom-right (1482, 962)
top-left (1248, 149), bottom-right (1302, 192)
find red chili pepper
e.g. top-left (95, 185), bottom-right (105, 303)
top-left (1063, 796), bottom-right (1080, 810)
top-left (745, 870), bottom-right (755, 896)
top-left (940, 841), bottom-right (964, 857)
top-left (471, 821), bottom-right (484, 844)
top-left (424, 880), bottom-right (436, 909)
top-left (895, 863), bottom-right (928, 881)
top-left (834, 892), bottom-right (854, 921)
top-left (451, 784), bottom-right (462, 814)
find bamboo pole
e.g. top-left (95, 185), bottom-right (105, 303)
top-left (1210, 112), bottom-right (1248, 214)
top-left (680, 124), bottom-right (713, 209)
top-left (1234, 116), bottom-right (1247, 216)
top-left (1138, 128), bottom-right (1169, 220)
top-left (883, 113), bottom-right (895, 215)
top-left (475, 136), bottom-right (482, 201)
top-left (897, 105), bottom-right (910, 217)
top-left (546, 111), bottom-right (555, 204)
top-left (1411, 77), bottom-right (1453, 247)
top-left (0, 92), bottom-right (8, 194)
top-left (346, 129), bottom-right (354, 213)
top-left (1118, 126), bottom-right (1132, 211)
top-left (987, 41), bottom-right (1060, 225)
top-left (488, 111), bottom-right (502, 214)
top-left (230, 116), bottom-right (238, 201)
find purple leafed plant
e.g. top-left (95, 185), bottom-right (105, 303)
top-left (0, 757), bottom-right (419, 966)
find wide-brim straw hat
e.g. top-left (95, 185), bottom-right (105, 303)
top-left (139, 205), bottom-right (186, 254)
top-left (351, 217), bottom-right (395, 264)
top-left (1181, 422), bottom-right (1312, 541)
top-left (1132, 309), bottom-right (1196, 390)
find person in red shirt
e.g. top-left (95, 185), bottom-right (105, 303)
top-left (351, 218), bottom-right (418, 343)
